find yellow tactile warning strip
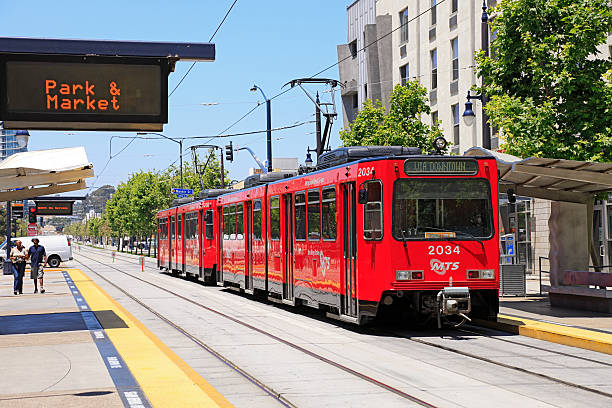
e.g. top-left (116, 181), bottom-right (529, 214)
top-left (477, 314), bottom-right (612, 355)
top-left (66, 268), bottom-right (233, 408)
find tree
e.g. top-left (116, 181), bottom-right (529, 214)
top-left (477, 0), bottom-right (612, 161)
top-left (160, 151), bottom-right (227, 197)
top-left (340, 82), bottom-right (444, 152)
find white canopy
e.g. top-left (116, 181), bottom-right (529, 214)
top-left (465, 148), bottom-right (612, 203)
top-left (0, 147), bottom-right (94, 201)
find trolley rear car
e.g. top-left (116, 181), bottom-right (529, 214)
top-left (157, 145), bottom-right (499, 325)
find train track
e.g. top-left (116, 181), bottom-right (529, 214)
top-left (75, 247), bottom-right (612, 401)
top-left (73, 251), bottom-right (439, 408)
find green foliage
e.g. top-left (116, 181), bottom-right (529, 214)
top-left (340, 82), bottom-right (444, 152)
top-left (66, 152), bottom-right (230, 242)
top-left (477, 0), bottom-right (612, 161)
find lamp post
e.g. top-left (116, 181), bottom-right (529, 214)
top-left (462, 1), bottom-right (491, 149)
top-left (250, 85), bottom-right (272, 173)
top-left (137, 132), bottom-right (184, 188)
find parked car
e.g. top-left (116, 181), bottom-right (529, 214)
top-left (0, 235), bottom-right (73, 267)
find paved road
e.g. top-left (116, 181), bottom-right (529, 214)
top-left (73, 246), bottom-right (612, 408)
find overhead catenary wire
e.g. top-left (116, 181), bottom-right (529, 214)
top-left (168, 0), bottom-right (240, 98)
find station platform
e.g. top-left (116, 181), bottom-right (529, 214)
top-left (476, 296), bottom-right (612, 355)
top-left (0, 267), bottom-right (231, 408)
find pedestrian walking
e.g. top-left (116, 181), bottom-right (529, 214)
top-left (28, 238), bottom-right (47, 294)
top-left (10, 240), bottom-right (27, 295)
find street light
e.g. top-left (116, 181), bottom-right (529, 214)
top-left (137, 132), bottom-right (184, 188)
top-left (462, 1), bottom-right (491, 149)
top-left (250, 84), bottom-right (272, 173)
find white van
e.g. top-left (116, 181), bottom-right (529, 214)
top-left (0, 235), bottom-right (73, 267)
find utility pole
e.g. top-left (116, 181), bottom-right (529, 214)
top-left (266, 98), bottom-right (272, 172)
top-left (315, 92), bottom-right (322, 156)
top-left (4, 201), bottom-right (11, 274)
top-left (220, 148), bottom-right (225, 188)
top-left (481, 1), bottom-right (491, 149)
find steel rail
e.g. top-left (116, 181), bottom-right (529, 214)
top-left (73, 250), bottom-right (439, 408)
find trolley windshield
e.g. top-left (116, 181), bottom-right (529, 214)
top-left (392, 178), bottom-right (493, 240)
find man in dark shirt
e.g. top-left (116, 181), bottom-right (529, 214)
top-left (28, 238), bottom-right (47, 294)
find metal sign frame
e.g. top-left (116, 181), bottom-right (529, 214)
top-left (0, 54), bottom-right (168, 130)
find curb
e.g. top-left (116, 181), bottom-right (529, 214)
top-left (474, 314), bottom-right (612, 355)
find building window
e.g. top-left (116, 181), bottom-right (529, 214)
top-left (451, 38), bottom-right (459, 81)
top-left (349, 40), bottom-right (357, 58)
top-left (364, 83), bottom-right (368, 99)
top-left (452, 103), bottom-right (460, 146)
top-left (400, 64), bottom-right (409, 86)
top-left (451, 0), bottom-right (458, 14)
top-left (400, 8), bottom-right (409, 43)
top-left (431, 0), bottom-right (437, 26)
top-left (431, 111), bottom-right (439, 126)
top-left (430, 49), bottom-right (438, 90)
top-left (352, 94), bottom-right (358, 109)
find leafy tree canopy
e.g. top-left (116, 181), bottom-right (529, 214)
top-left (340, 82), bottom-right (445, 153)
top-left (477, 0), bottom-right (612, 161)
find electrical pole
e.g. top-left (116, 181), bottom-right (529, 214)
top-left (4, 201), bottom-right (11, 274)
top-left (481, 1), bottom-right (491, 149)
top-left (315, 92), bottom-right (322, 156)
top-left (266, 98), bottom-right (272, 172)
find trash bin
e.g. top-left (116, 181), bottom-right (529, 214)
top-left (500, 264), bottom-right (526, 296)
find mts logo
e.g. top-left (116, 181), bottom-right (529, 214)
top-left (430, 259), bottom-right (459, 275)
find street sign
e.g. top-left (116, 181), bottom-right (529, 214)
top-left (171, 188), bottom-right (193, 195)
top-left (0, 55), bottom-right (168, 131)
top-left (175, 194), bottom-right (189, 198)
top-left (34, 200), bottom-right (73, 216)
top-left (27, 223), bottom-right (37, 237)
top-left (11, 203), bottom-right (24, 218)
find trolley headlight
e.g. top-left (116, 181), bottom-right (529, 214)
top-left (396, 270), bottom-right (424, 280)
top-left (467, 269), bottom-right (495, 279)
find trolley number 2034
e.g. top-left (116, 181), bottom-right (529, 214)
top-left (428, 245), bottom-right (460, 255)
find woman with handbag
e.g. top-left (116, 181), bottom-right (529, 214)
top-left (10, 240), bottom-right (27, 295)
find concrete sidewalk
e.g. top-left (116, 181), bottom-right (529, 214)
top-left (0, 267), bottom-right (231, 408)
top-left (0, 268), bottom-right (126, 407)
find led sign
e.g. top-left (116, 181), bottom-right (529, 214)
top-left (0, 55), bottom-right (168, 131)
top-left (404, 158), bottom-right (478, 176)
top-left (34, 200), bottom-right (73, 216)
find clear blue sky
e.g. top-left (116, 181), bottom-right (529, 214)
top-left (1, 0), bottom-right (349, 190)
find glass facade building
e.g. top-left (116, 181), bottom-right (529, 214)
top-left (0, 125), bottom-right (28, 159)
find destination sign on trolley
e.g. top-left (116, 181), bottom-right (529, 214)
top-left (404, 158), bottom-right (478, 176)
top-left (0, 55), bottom-right (168, 131)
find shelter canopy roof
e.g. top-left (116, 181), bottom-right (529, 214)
top-left (0, 146), bottom-right (93, 201)
top-left (465, 148), bottom-right (612, 203)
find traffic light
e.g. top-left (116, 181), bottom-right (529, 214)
top-left (28, 206), bottom-right (37, 223)
top-left (225, 141), bottom-right (233, 162)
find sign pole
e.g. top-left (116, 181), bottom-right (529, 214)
top-left (4, 201), bottom-right (12, 275)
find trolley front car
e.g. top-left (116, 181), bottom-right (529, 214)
top-left (157, 144), bottom-right (499, 326)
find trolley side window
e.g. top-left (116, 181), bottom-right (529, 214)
top-left (295, 192), bottom-right (306, 241)
top-left (322, 187), bottom-right (337, 241)
top-left (189, 212), bottom-right (198, 239)
top-left (229, 205), bottom-right (237, 239)
top-left (308, 189), bottom-right (321, 241)
top-left (253, 200), bottom-right (262, 240)
top-left (222, 206), bottom-right (230, 239)
top-left (236, 203), bottom-right (244, 240)
top-left (270, 196), bottom-right (281, 240)
top-left (362, 180), bottom-right (383, 240)
top-left (205, 210), bottom-right (215, 240)
top-left (178, 214), bottom-right (183, 240)
top-left (171, 216), bottom-right (175, 240)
